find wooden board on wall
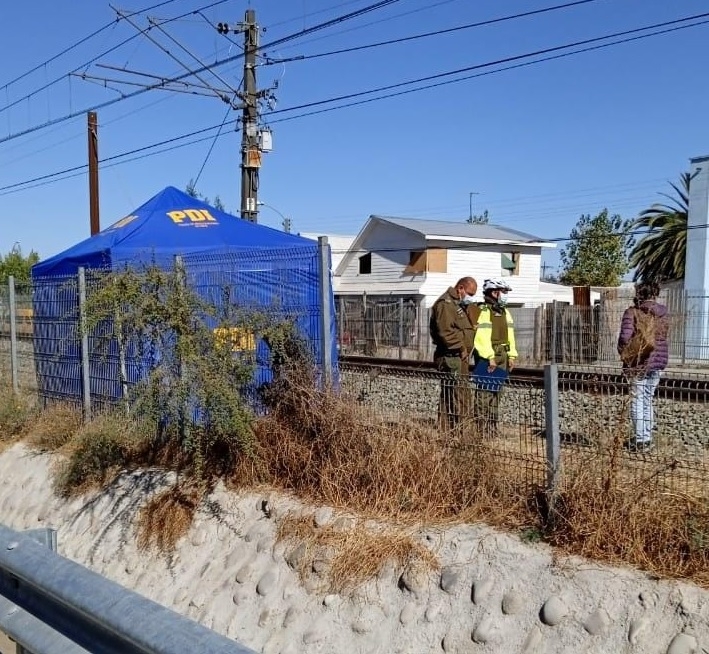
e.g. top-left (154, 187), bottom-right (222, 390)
top-left (426, 248), bottom-right (447, 273)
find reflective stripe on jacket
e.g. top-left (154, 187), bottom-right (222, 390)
top-left (473, 305), bottom-right (518, 360)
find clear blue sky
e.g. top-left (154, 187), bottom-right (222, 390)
top-left (0, 0), bottom-right (707, 275)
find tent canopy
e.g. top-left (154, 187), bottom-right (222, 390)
top-left (33, 186), bottom-right (316, 277)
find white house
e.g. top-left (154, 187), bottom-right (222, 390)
top-left (298, 233), bottom-right (355, 271)
top-left (333, 215), bottom-right (574, 307)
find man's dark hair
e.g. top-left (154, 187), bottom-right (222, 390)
top-left (635, 281), bottom-right (661, 303)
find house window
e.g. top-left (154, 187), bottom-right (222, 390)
top-left (359, 252), bottom-right (372, 275)
top-left (501, 252), bottom-right (520, 276)
top-left (406, 251), bottom-right (426, 274)
top-left (404, 248), bottom-right (448, 274)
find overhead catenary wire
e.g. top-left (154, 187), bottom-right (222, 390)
top-left (0, 0), bottom-right (182, 92)
top-left (0, 0), bottom-right (231, 118)
top-left (2, 11), bottom-right (707, 197)
top-left (263, 0), bottom-right (605, 65)
top-left (265, 11), bottom-right (709, 118)
top-left (0, 0), bottom-right (402, 146)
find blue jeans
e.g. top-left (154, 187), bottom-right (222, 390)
top-left (629, 371), bottom-right (661, 444)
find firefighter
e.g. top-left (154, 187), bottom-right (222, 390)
top-left (467, 278), bottom-right (518, 437)
top-left (429, 277), bottom-right (477, 431)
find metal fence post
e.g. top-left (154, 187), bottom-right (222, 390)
top-left (317, 236), bottom-right (333, 386)
top-left (78, 268), bottom-right (91, 421)
top-left (8, 276), bottom-right (18, 395)
top-left (398, 297), bottom-right (404, 360)
top-left (544, 363), bottom-right (560, 520)
top-left (550, 300), bottom-right (558, 363)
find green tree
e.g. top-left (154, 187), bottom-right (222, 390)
top-left (559, 209), bottom-right (633, 287)
top-left (185, 179), bottom-right (226, 212)
top-left (466, 209), bottom-right (490, 225)
top-left (629, 173), bottom-right (689, 283)
top-left (0, 244), bottom-right (40, 285)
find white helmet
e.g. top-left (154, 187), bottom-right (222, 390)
top-left (483, 278), bottom-right (512, 294)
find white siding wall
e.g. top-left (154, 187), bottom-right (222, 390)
top-left (420, 244), bottom-right (545, 308)
top-left (336, 221), bottom-right (425, 295)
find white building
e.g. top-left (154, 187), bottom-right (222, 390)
top-left (332, 215), bottom-right (579, 307)
top-left (298, 233), bottom-right (355, 272)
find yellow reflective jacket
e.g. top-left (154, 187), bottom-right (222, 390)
top-left (472, 305), bottom-right (518, 360)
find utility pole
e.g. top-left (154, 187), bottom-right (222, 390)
top-left (88, 111), bottom-right (100, 235)
top-left (240, 9), bottom-right (260, 223)
top-left (468, 191), bottom-right (479, 222)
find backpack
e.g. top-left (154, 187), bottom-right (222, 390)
top-left (620, 308), bottom-right (657, 369)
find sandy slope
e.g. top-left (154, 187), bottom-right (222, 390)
top-left (0, 442), bottom-right (705, 654)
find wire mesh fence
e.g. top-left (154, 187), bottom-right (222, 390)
top-left (339, 361), bottom-right (709, 504)
top-left (335, 287), bottom-right (709, 367)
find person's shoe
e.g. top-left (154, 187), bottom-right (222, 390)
top-left (627, 440), bottom-right (654, 454)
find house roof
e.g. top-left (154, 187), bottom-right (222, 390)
top-left (374, 216), bottom-right (552, 245)
top-left (335, 215), bottom-right (554, 276)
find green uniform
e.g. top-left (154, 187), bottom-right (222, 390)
top-left (467, 303), bottom-right (517, 437)
top-left (430, 288), bottom-right (476, 430)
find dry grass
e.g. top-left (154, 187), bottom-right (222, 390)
top-left (239, 369), bottom-right (709, 589)
top-left (0, 386), bottom-right (36, 448)
top-left (550, 458), bottom-right (709, 585)
top-left (241, 376), bottom-right (532, 530)
top-left (276, 511), bottom-right (438, 594)
top-left (52, 411), bottom-right (147, 497)
top-left (26, 402), bottom-right (82, 452)
top-left (137, 485), bottom-right (202, 553)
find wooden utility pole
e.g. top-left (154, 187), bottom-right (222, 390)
top-left (87, 111), bottom-right (100, 235)
top-left (240, 9), bottom-right (260, 223)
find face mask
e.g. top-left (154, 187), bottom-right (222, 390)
top-left (461, 294), bottom-right (476, 305)
top-left (497, 295), bottom-right (509, 308)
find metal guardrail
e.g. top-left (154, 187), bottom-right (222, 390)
top-left (0, 524), bottom-right (255, 654)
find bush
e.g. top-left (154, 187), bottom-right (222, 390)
top-left (27, 402), bottom-right (82, 452)
top-left (54, 412), bottom-right (144, 497)
top-left (0, 387), bottom-right (36, 444)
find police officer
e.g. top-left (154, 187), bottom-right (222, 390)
top-left (467, 278), bottom-right (518, 437)
top-left (429, 277), bottom-right (478, 430)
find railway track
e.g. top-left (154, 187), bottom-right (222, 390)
top-left (339, 355), bottom-right (709, 402)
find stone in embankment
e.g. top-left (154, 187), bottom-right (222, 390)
top-left (501, 590), bottom-right (525, 616)
top-left (256, 569), bottom-right (278, 596)
top-left (666, 633), bottom-right (698, 654)
top-left (583, 607), bottom-right (610, 636)
top-left (440, 567), bottom-right (461, 594)
top-left (540, 596), bottom-right (567, 626)
top-left (471, 577), bottom-right (494, 605)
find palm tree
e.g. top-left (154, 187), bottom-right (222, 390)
top-left (629, 173), bottom-right (689, 283)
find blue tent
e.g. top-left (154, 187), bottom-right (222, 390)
top-left (31, 186), bottom-right (337, 406)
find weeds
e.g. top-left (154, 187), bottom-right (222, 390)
top-left (27, 402), bottom-right (82, 452)
top-left (277, 512), bottom-right (438, 594)
top-left (243, 367), bottom-right (531, 530)
top-left (137, 484), bottom-right (202, 553)
top-left (53, 411), bottom-right (144, 497)
top-left (0, 386), bottom-right (35, 444)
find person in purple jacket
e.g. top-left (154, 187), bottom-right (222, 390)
top-left (617, 281), bottom-right (670, 452)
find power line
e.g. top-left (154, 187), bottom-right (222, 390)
top-left (0, 0), bottom-right (231, 118)
top-left (0, 0), bottom-right (182, 92)
top-left (273, 0), bottom-right (462, 53)
top-left (2, 12), bottom-right (706, 197)
top-left (0, 121), bottom-right (231, 194)
top-left (265, 11), bottom-right (709, 118)
top-left (264, 0), bottom-right (604, 65)
top-left (0, 0), bottom-right (402, 147)
top-left (193, 103), bottom-right (233, 187)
